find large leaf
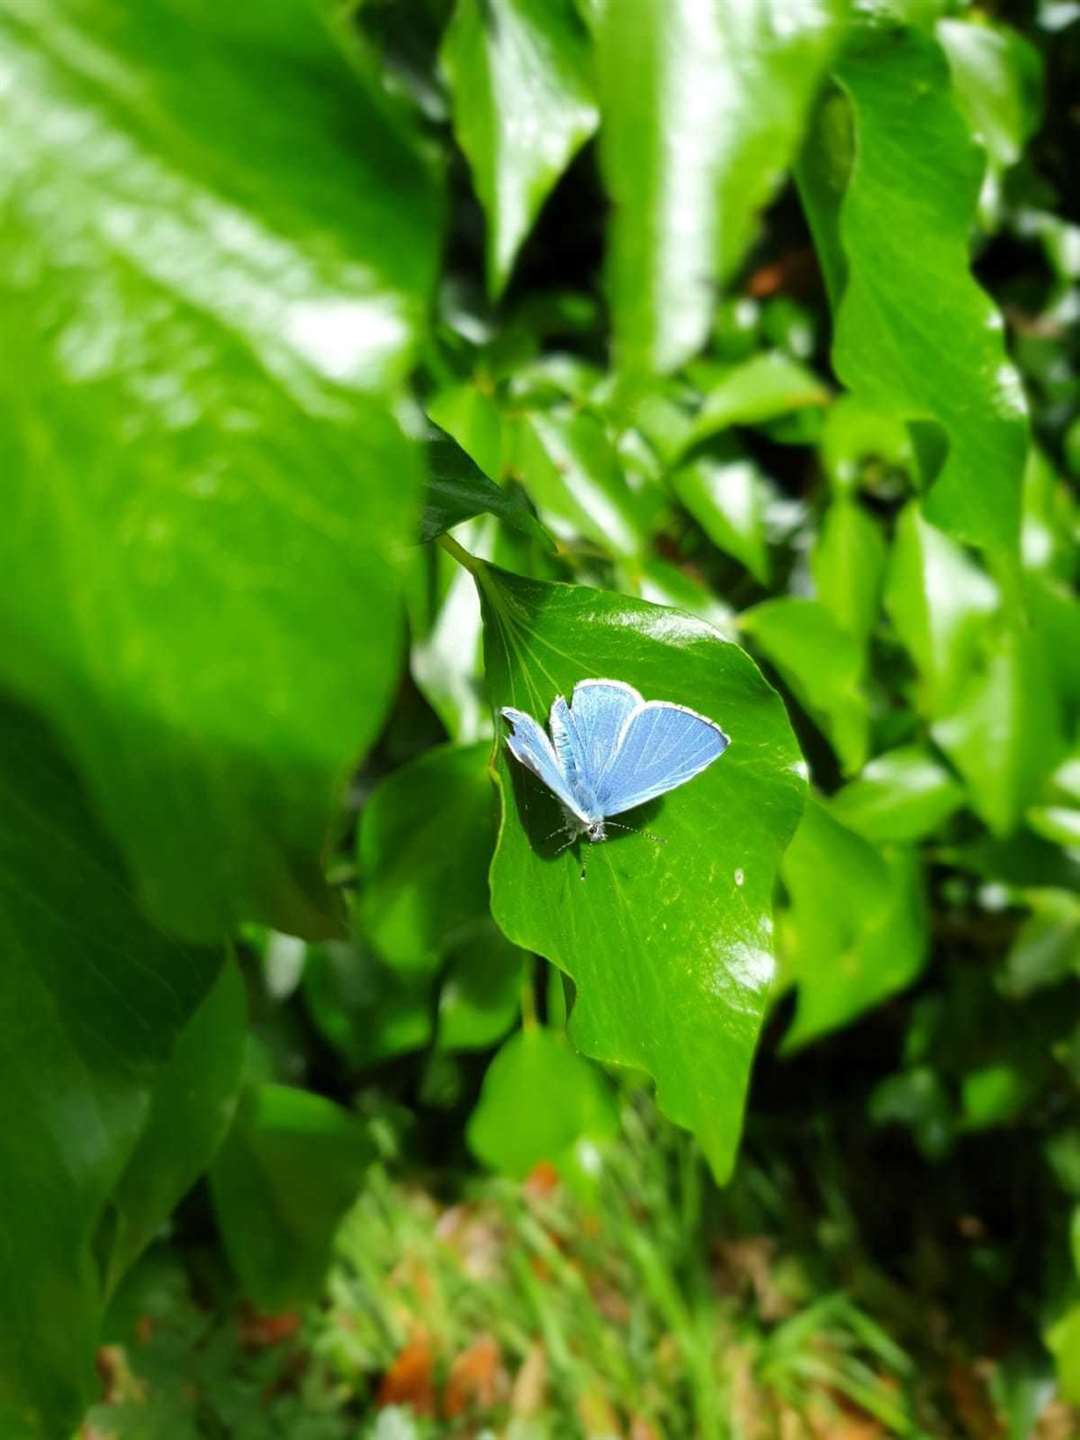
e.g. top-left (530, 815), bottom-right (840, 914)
top-left (209, 1084), bottom-right (373, 1311)
top-left (440, 0), bottom-right (598, 296)
top-left (476, 564), bottom-right (805, 1178)
top-left (597, 0), bottom-right (845, 375)
top-left (0, 697), bottom-right (222, 1439)
top-left (101, 959), bottom-right (247, 1294)
top-left (798, 24), bottom-right (1029, 564)
top-left (0, 0), bottom-right (440, 941)
top-left (358, 741), bottom-right (496, 975)
top-left (778, 797), bottom-right (928, 1049)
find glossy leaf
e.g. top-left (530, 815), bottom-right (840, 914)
top-left (810, 497), bottom-right (887, 653)
top-left (680, 352), bottom-right (829, 456)
top-left (937, 18), bottom-right (1042, 170)
top-left (1000, 891), bottom-right (1080, 998)
top-left (799, 25), bottom-right (1028, 562)
top-left (359, 742), bottom-right (496, 975)
top-left (828, 745), bottom-right (964, 844)
top-left (467, 1025), bottom-right (618, 1179)
top-left (506, 407), bottom-right (645, 557)
top-left (597, 0), bottom-right (845, 375)
top-left (820, 395), bottom-right (914, 497)
top-left (0, 0), bottom-right (440, 940)
top-left (779, 798), bottom-right (928, 1049)
top-left (102, 959), bottom-right (247, 1294)
top-left (420, 424), bottom-right (551, 546)
top-left (441, 0), bottom-right (597, 297)
top-left (883, 503), bottom-right (998, 718)
top-left (0, 698), bottom-right (222, 1439)
top-left (437, 926), bottom-right (524, 1052)
top-left (741, 597), bottom-right (869, 774)
top-left (478, 564), bottom-right (805, 1178)
top-left (209, 1084), bottom-right (373, 1310)
top-left (672, 446), bottom-right (774, 584)
top-left (932, 620), bottom-right (1065, 836)
top-left (411, 525), bottom-right (493, 744)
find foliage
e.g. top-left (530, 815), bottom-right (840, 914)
top-left (0, 0), bottom-right (1078, 1434)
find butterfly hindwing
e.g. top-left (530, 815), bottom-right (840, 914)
top-left (500, 706), bottom-right (592, 826)
top-left (596, 701), bottom-right (730, 819)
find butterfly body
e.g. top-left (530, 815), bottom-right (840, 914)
top-left (501, 679), bottom-right (730, 845)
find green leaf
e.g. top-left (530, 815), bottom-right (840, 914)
top-left (209, 1084), bottom-right (373, 1311)
top-left (102, 959), bottom-right (247, 1294)
top-left (507, 407), bottom-right (646, 557)
top-left (798, 25), bottom-right (1029, 562)
top-left (467, 1025), bottom-right (618, 1179)
top-left (680, 352), bottom-right (830, 455)
top-left (437, 927), bottom-right (524, 1052)
top-left (671, 445), bottom-right (774, 583)
top-left (478, 564), bottom-right (805, 1178)
top-left (820, 395), bottom-right (914, 497)
top-left (779, 798), bottom-right (928, 1049)
top-left (1000, 891), bottom-right (1080, 998)
top-left (597, 0), bottom-right (846, 375)
top-left (811, 497), bottom-right (887, 651)
top-left (303, 940), bottom-right (434, 1069)
top-left (359, 741), bottom-right (496, 975)
top-left (0, 0), bottom-right (440, 941)
top-left (440, 0), bottom-right (597, 297)
top-left (411, 526), bottom-right (492, 744)
top-left (932, 619), bottom-right (1065, 836)
top-left (420, 424), bottom-right (551, 546)
top-left (883, 503), bottom-right (998, 718)
top-left (1048, 1303), bottom-right (1080, 1407)
top-left (741, 597), bottom-right (870, 773)
top-left (937, 18), bottom-right (1042, 170)
top-left (828, 745), bottom-right (964, 843)
top-left (0, 697), bottom-right (222, 1439)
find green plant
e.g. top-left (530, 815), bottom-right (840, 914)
top-left (1, 0), bottom-right (1078, 1434)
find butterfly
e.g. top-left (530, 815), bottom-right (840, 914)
top-left (500, 678), bottom-right (730, 845)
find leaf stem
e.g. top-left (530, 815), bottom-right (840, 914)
top-left (435, 531), bottom-right (481, 575)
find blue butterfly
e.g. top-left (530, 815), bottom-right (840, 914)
top-left (501, 679), bottom-right (730, 844)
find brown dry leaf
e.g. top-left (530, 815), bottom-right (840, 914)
top-left (436, 1202), bottom-right (505, 1282)
top-left (511, 1343), bottom-right (548, 1418)
top-left (523, 1159), bottom-right (560, 1199)
top-left (442, 1333), bottom-right (507, 1419)
top-left (236, 1305), bottom-right (300, 1349)
top-left (713, 1236), bottom-right (793, 1322)
top-left (947, 1357), bottom-right (1005, 1440)
top-left (1033, 1397), bottom-right (1080, 1439)
top-left (629, 1418), bottom-right (662, 1440)
top-left (377, 1327), bottom-right (437, 1416)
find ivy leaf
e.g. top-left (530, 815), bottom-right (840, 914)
top-left (0, 0), bottom-right (440, 941)
top-left (779, 798), bottom-right (928, 1049)
top-left (937, 17), bottom-right (1043, 171)
top-left (884, 502), bottom-right (999, 718)
top-left (467, 1025), bottom-right (618, 1181)
top-left (420, 425), bottom-right (552, 547)
top-left (798, 25), bottom-right (1029, 564)
top-left (440, 0), bottom-right (598, 297)
top-left (740, 597), bottom-right (870, 774)
top-left (209, 1084), bottom-right (373, 1311)
top-left (478, 565), bottom-right (805, 1179)
top-left (810, 498), bottom-right (887, 651)
top-left (828, 745), bottom-right (964, 844)
top-left (437, 928), bottom-right (524, 1053)
top-left (303, 940), bottom-right (433, 1069)
top-left (672, 445), bottom-right (775, 584)
top-left (0, 697), bottom-right (222, 1439)
top-left (101, 960), bottom-right (247, 1295)
top-left (679, 352), bottom-right (830, 456)
top-left (933, 619), bottom-right (1065, 836)
top-left (359, 742), bottom-right (496, 976)
top-left (597, 0), bottom-right (845, 375)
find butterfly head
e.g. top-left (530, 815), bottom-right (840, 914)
top-left (586, 820), bottom-right (607, 844)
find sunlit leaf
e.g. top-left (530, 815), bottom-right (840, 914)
top-left (679, 351), bottom-right (829, 455)
top-left (441, 0), bottom-right (597, 296)
top-left (672, 444), bottom-right (774, 584)
top-left (828, 745), bottom-right (964, 844)
top-left (478, 563), bottom-right (805, 1178)
top-left (598, 0), bottom-right (846, 375)
top-left (741, 597), bottom-right (869, 773)
top-left (810, 497), bottom-right (887, 651)
top-left (0, 0), bottom-right (441, 940)
top-left (799, 24), bottom-right (1029, 563)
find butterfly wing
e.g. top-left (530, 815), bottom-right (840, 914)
top-left (501, 706), bottom-right (593, 827)
top-left (596, 701), bottom-right (730, 819)
top-left (556, 679), bottom-right (642, 793)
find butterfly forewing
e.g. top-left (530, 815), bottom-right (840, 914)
top-left (563, 679), bottom-right (642, 789)
top-left (596, 702), bottom-right (730, 819)
top-left (500, 706), bottom-right (592, 827)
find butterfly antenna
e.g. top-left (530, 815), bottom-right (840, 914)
top-left (604, 820), bottom-right (667, 847)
